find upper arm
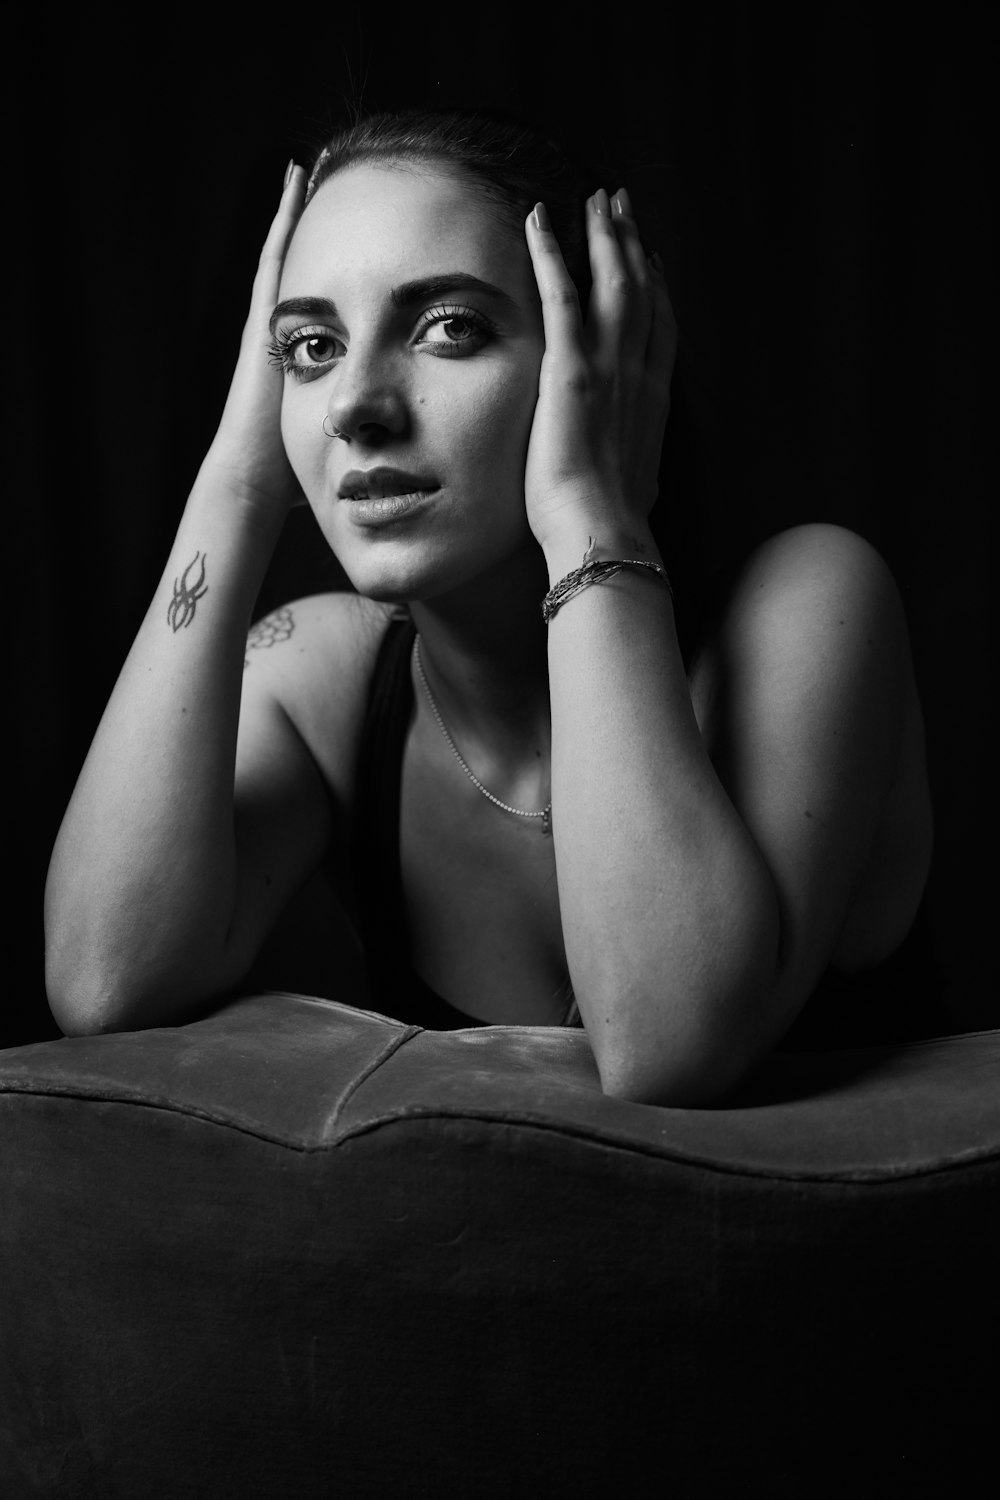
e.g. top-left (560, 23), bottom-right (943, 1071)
top-left (694, 523), bottom-right (914, 1026)
top-left (227, 676), bottom-right (332, 968)
top-left (225, 593), bottom-right (382, 973)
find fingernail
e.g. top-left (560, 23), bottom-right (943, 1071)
top-left (593, 188), bottom-right (611, 216)
top-left (283, 159), bottom-right (296, 191)
top-left (612, 187), bottom-right (633, 217)
top-left (532, 202), bottom-right (551, 231)
top-left (650, 249), bottom-right (665, 274)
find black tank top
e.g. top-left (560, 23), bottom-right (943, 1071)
top-left (350, 613), bottom-right (555, 1030)
top-left (349, 612), bottom-right (947, 1047)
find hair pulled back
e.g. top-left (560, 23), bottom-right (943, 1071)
top-left (305, 108), bottom-right (591, 292)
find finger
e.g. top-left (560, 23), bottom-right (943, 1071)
top-left (251, 162), bottom-right (306, 305)
top-left (610, 186), bottom-right (655, 350)
top-left (610, 188), bottom-right (652, 299)
top-left (525, 202), bottom-right (587, 361)
top-left (586, 189), bottom-right (651, 363)
top-left (584, 190), bottom-right (629, 350)
top-left (236, 164), bottom-right (307, 363)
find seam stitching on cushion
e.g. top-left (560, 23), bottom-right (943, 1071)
top-left (321, 1024), bottom-right (422, 1138)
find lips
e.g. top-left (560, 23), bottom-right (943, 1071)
top-left (338, 467), bottom-right (440, 501)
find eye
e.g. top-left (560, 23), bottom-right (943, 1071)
top-left (267, 324), bottom-right (344, 380)
top-left (414, 305), bottom-right (495, 357)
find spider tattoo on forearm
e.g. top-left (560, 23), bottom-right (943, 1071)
top-left (167, 552), bottom-right (208, 632)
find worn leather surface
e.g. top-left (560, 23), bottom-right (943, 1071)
top-left (2, 994), bottom-right (998, 1497)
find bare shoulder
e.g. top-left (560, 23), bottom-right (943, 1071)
top-left (241, 591), bottom-right (397, 797)
top-left (692, 523), bottom-right (909, 732)
top-left (722, 521), bottom-right (903, 643)
top-left (691, 522), bottom-right (931, 986)
top-left (243, 590), bottom-right (393, 691)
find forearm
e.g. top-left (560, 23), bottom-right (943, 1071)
top-left (44, 469), bottom-right (286, 1032)
top-left (545, 526), bottom-right (780, 1103)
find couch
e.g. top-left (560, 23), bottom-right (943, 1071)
top-left (2, 991), bottom-right (998, 1496)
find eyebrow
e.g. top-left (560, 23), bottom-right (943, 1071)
top-left (268, 273), bottom-right (518, 335)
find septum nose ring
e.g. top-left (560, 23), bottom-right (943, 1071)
top-left (322, 414), bottom-right (347, 440)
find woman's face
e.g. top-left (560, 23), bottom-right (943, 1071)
top-left (274, 162), bottom-right (545, 601)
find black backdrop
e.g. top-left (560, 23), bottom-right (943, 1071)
top-left (10, 4), bottom-right (993, 1048)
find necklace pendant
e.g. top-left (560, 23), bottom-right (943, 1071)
top-left (542, 806), bottom-right (552, 837)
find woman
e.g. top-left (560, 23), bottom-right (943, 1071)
top-left (44, 110), bottom-right (935, 1104)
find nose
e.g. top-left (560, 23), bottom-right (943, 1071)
top-left (324, 344), bottom-right (410, 445)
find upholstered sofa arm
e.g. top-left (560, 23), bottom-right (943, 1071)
top-left (2, 992), bottom-right (998, 1496)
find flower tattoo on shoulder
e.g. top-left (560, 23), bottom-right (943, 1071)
top-left (244, 606), bottom-right (296, 668)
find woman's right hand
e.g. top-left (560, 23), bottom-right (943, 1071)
top-left (200, 162), bottom-right (306, 516)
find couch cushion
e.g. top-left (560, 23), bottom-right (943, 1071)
top-left (2, 994), bottom-right (997, 1497)
top-left (1, 991), bottom-right (996, 1179)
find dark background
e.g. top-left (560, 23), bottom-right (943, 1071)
top-left (9, 4), bottom-right (994, 1047)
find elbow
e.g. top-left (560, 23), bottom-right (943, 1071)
top-left (45, 936), bottom-right (228, 1038)
top-left (50, 1003), bottom-right (130, 1039)
top-left (582, 865), bottom-right (782, 1107)
top-left (585, 943), bottom-right (781, 1109)
top-left (43, 883), bottom-right (141, 1035)
top-left (45, 932), bottom-right (113, 1036)
top-left (45, 945), bottom-right (148, 1036)
top-left (595, 1037), bottom-right (758, 1108)
top-left (46, 971), bottom-right (131, 1038)
top-left (47, 970), bottom-right (224, 1038)
top-left (44, 869), bottom-right (249, 1036)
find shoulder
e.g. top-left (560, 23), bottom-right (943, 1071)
top-left (722, 522), bottom-right (902, 635)
top-left (244, 591), bottom-right (396, 692)
top-left (240, 591), bottom-right (401, 796)
top-left (691, 524), bottom-right (929, 1006)
top-left (695, 524), bottom-right (908, 713)
top-left (691, 522), bottom-right (915, 804)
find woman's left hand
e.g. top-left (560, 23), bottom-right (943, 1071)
top-left (523, 188), bottom-right (677, 556)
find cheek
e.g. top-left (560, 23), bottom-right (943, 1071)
top-left (448, 360), bottom-right (540, 476)
top-left (280, 392), bottom-right (326, 484)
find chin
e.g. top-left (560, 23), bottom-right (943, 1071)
top-left (320, 509), bottom-right (537, 607)
top-left (352, 575), bottom-right (418, 606)
top-left (331, 543), bottom-right (448, 606)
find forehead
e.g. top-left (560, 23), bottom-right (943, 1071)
top-left (279, 162), bottom-right (530, 301)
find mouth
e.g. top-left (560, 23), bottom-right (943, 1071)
top-left (338, 467), bottom-right (440, 502)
